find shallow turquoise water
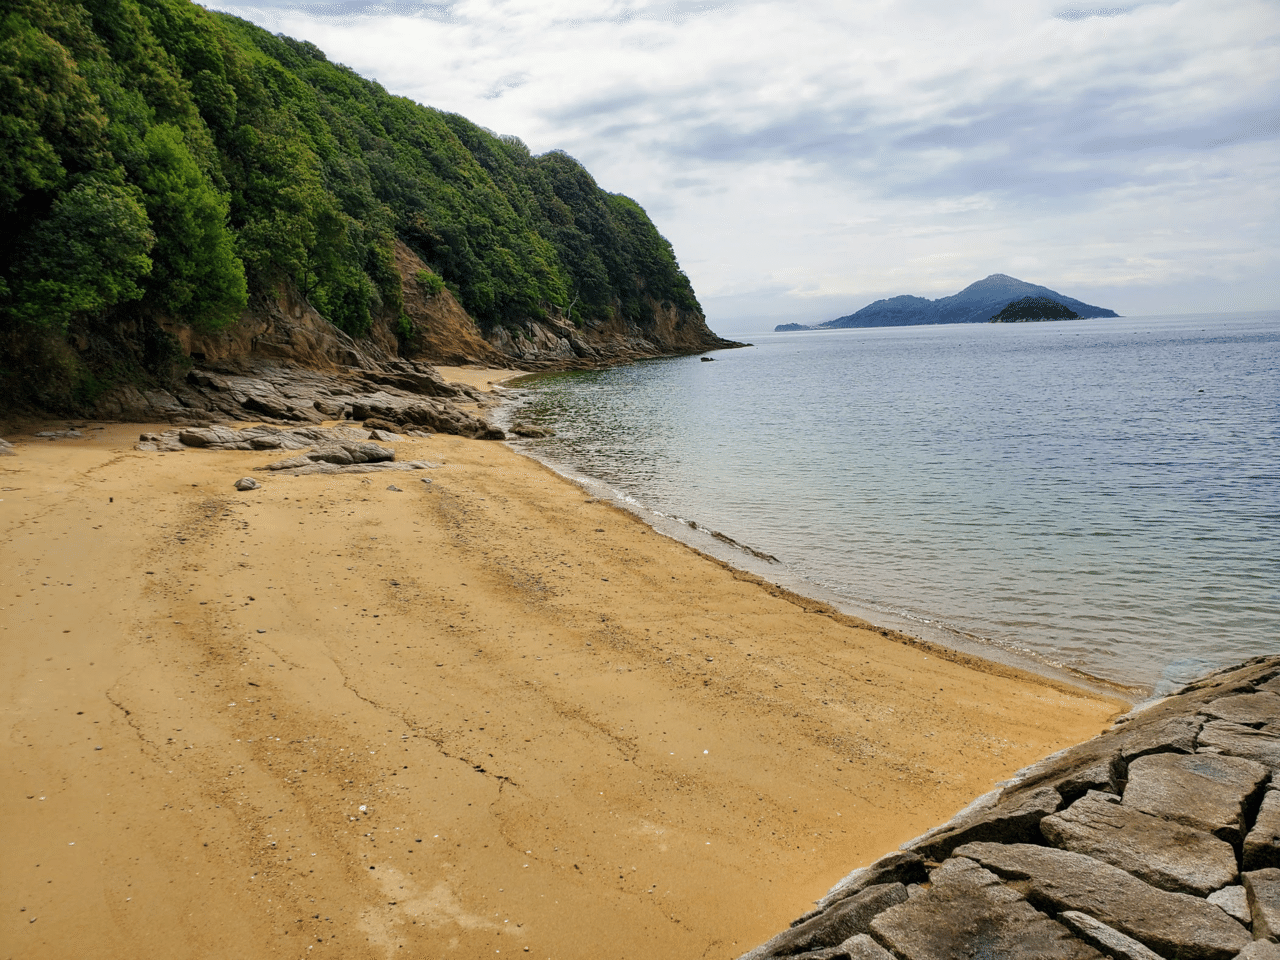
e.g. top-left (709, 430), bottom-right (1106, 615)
top-left (506, 312), bottom-right (1279, 690)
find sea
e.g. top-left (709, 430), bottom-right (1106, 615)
top-left (496, 311), bottom-right (1279, 697)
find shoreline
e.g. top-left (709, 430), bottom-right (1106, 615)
top-left (480, 371), bottom-right (1148, 705)
top-left (1, 417), bottom-right (1125, 959)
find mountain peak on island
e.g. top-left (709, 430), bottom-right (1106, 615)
top-left (774, 275), bottom-right (1118, 331)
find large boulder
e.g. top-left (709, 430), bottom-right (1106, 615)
top-left (1122, 752), bottom-right (1270, 845)
top-left (954, 842), bottom-right (1252, 960)
top-left (869, 857), bottom-right (1102, 960)
top-left (1040, 789), bottom-right (1238, 895)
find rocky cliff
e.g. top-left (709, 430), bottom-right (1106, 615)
top-left (0, 0), bottom-right (740, 426)
top-left (68, 236), bottom-right (738, 435)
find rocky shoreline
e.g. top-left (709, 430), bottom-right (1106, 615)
top-left (740, 656), bottom-right (1280, 960)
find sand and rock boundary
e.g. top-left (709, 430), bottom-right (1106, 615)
top-left (740, 655), bottom-right (1280, 960)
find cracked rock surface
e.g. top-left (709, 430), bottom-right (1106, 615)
top-left (101, 357), bottom-right (505, 440)
top-left (740, 656), bottom-right (1280, 960)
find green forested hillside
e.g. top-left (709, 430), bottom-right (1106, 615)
top-left (1, 0), bottom-right (701, 378)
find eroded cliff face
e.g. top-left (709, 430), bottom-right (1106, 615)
top-left (74, 240), bottom-right (737, 431)
top-left (390, 241), bottom-right (739, 368)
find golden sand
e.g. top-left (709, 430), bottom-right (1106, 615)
top-left (0, 416), bottom-right (1123, 959)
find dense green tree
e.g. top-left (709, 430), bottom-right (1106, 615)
top-left (8, 175), bottom-right (154, 330)
top-left (137, 123), bottom-right (246, 329)
top-left (1, 0), bottom-right (703, 366)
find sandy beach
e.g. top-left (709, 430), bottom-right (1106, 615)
top-left (1, 402), bottom-right (1124, 959)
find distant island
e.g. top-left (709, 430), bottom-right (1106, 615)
top-left (775, 274), bottom-right (1118, 331)
top-left (989, 296), bottom-right (1080, 323)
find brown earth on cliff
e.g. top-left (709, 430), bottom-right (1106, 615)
top-left (31, 241), bottom-right (740, 435)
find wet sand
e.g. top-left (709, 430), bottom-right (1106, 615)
top-left (0, 417), bottom-right (1124, 959)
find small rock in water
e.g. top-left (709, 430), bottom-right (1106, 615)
top-left (234, 477), bottom-right (260, 491)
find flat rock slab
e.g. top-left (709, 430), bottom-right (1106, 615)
top-left (954, 842), bottom-right (1252, 960)
top-left (1244, 868), bottom-right (1280, 940)
top-left (904, 785), bottom-right (1062, 861)
top-left (1058, 911), bottom-right (1163, 960)
top-left (1042, 789), bottom-right (1238, 895)
top-left (817, 852), bottom-right (927, 911)
top-left (264, 460), bottom-right (439, 476)
top-left (1200, 692), bottom-right (1280, 727)
top-left (788, 934), bottom-right (896, 960)
top-left (1246, 788), bottom-right (1280, 870)
top-left (1198, 720), bottom-right (1280, 774)
top-left (1206, 885), bottom-right (1251, 924)
top-left (1236, 941), bottom-right (1280, 959)
top-left (1117, 715), bottom-right (1201, 761)
top-left (1123, 751), bottom-right (1269, 845)
top-left (741, 883), bottom-right (907, 959)
top-left (869, 857), bottom-right (1102, 960)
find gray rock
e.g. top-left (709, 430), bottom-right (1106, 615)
top-left (1058, 911), bottom-right (1164, 960)
top-left (265, 460), bottom-right (436, 476)
top-left (1244, 868), bottom-right (1280, 940)
top-left (1235, 941), bottom-right (1280, 959)
top-left (739, 883), bottom-right (908, 959)
top-left (904, 785), bottom-right (1062, 861)
top-left (955, 842), bottom-right (1252, 960)
top-left (1054, 758), bottom-right (1122, 802)
top-left (1042, 789), bottom-right (1238, 895)
top-left (178, 426), bottom-right (241, 447)
top-left (247, 433), bottom-right (311, 450)
top-left (1207, 885), bottom-right (1252, 924)
top-left (1118, 715), bottom-right (1202, 761)
top-left (386, 484), bottom-right (402, 492)
top-left (234, 477), bottom-right (260, 491)
top-left (1199, 720), bottom-right (1280, 774)
top-left (1246, 789), bottom-right (1280, 870)
top-left (0, 438), bottom-right (17, 456)
top-left (369, 429), bottom-right (405, 442)
top-left (307, 441), bottom-right (395, 465)
top-left (1201, 693), bottom-right (1280, 727)
top-left (263, 454), bottom-right (314, 471)
top-left (831, 934), bottom-right (895, 959)
top-left (1123, 752), bottom-right (1270, 845)
top-left (816, 852), bottom-right (928, 911)
top-left (869, 857), bottom-right (1102, 960)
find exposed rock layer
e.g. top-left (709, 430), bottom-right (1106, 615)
top-left (76, 240), bottom-right (739, 429)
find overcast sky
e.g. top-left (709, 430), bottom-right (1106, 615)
top-left (208, 0), bottom-right (1278, 333)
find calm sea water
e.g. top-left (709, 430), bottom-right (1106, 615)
top-left (503, 312), bottom-right (1279, 693)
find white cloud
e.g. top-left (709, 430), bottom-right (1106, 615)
top-left (209, 0), bottom-right (1280, 327)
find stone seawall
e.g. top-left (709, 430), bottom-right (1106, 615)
top-left (740, 656), bottom-right (1280, 960)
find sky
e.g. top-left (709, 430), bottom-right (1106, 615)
top-left (206, 0), bottom-right (1280, 334)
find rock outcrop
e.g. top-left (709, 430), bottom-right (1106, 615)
top-left (93, 355), bottom-right (505, 440)
top-left (75, 239), bottom-right (739, 431)
top-left (740, 656), bottom-right (1280, 960)
top-left (136, 424), bottom-right (444, 477)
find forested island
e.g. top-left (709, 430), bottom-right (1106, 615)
top-left (989, 296), bottom-right (1081, 323)
top-left (1, 0), bottom-right (734, 417)
top-left (775, 274), bottom-right (1118, 331)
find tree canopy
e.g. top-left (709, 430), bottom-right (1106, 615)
top-left (0, 0), bottom-right (701, 343)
